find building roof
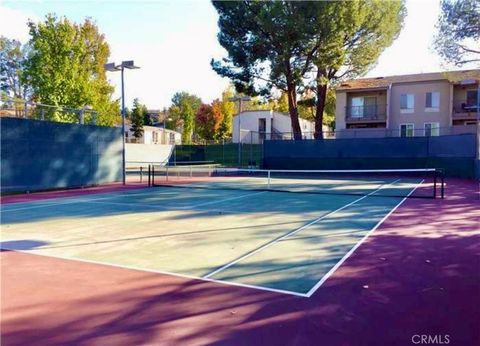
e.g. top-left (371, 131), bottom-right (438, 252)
top-left (336, 69), bottom-right (480, 91)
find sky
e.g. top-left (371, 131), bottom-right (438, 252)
top-left (0, 0), bottom-right (472, 110)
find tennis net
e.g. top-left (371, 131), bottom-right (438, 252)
top-left (148, 166), bottom-right (444, 199)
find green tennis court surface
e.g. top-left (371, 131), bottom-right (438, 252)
top-left (1, 178), bottom-right (422, 296)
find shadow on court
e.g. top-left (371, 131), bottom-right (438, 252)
top-left (1, 179), bottom-right (478, 346)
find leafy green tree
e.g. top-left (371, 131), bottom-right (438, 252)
top-left (130, 98), bottom-right (145, 139)
top-left (142, 105), bottom-right (152, 126)
top-left (24, 14), bottom-right (119, 125)
top-left (218, 87), bottom-right (235, 139)
top-left (211, 1), bottom-right (316, 140)
top-left (434, 0), bottom-right (480, 66)
top-left (168, 91), bottom-right (202, 144)
top-left (306, 1), bottom-right (405, 138)
top-left (0, 37), bottom-right (31, 100)
top-left (212, 1), bottom-right (405, 139)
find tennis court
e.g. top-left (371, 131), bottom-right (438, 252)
top-left (1, 168), bottom-right (440, 296)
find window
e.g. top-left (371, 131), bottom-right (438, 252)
top-left (400, 94), bottom-right (414, 113)
top-left (424, 122), bottom-right (439, 136)
top-left (351, 97), bottom-right (364, 118)
top-left (425, 92), bottom-right (440, 112)
top-left (400, 123), bottom-right (414, 137)
top-left (466, 90), bottom-right (478, 106)
top-left (350, 96), bottom-right (377, 118)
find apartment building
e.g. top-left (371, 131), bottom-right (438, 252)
top-left (335, 70), bottom-right (479, 138)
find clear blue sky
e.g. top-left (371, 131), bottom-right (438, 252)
top-left (0, 0), bottom-right (471, 110)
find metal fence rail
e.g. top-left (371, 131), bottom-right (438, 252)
top-left (0, 96), bottom-right (98, 125)
top-left (234, 125), bottom-right (478, 143)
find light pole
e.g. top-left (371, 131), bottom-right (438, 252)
top-left (229, 96), bottom-right (251, 166)
top-left (477, 84), bottom-right (480, 161)
top-left (105, 60), bottom-right (140, 185)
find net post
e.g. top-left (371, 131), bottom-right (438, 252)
top-left (166, 165), bottom-right (169, 182)
top-left (147, 164), bottom-right (151, 186)
top-left (433, 169), bottom-right (437, 199)
top-left (152, 164), bottom-right (155, 186)
top-left (267, 170), bottom-right (271, 189)
top-left (440, 169), bottom-right (445, 199)
top-left (140, 166), bottom-right (143, 183)
top-left (190, 165), bottom-right (192, 177)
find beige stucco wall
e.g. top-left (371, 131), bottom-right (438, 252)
top-left (389, 81), bottom-right (451, 134)
top-left (453, 84), bottom-right (477, 103)
top-left (335, 91), bottom-right (347, 130)
top-left (125, 125), bottom-right (181, 144)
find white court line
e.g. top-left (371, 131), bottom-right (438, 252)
top-left (0, 189), bottom-right (173, 213)
top-left (181, 191), bottom-right (267, 209)
top-left (304, 179), bottom-right (424, 297)
top-left (1, 178), bottom-right (420, 298)
top-left (0, 191), bottom-right (267, 212)
top-left (0, 248), bottom-right (308, 298)
top-left (203, 179), bottom-right (401, 279)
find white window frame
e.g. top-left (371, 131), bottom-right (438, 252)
top-left (425, 91), bottom-right (440, 112)
top-left (399, 123), bottom-right (414, 137)
top-left (400, 94), bottom-right (414, 114)
top-left (424, 122), bottom-right (440, 136)
top-left (350, 97), bottom-right (364, 118)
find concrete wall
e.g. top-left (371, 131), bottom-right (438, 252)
top-left (125, 143), bottom-right (173, 167)
top-left (389, 80), bottom-right (452, 132)
top-left (1, 117), bottom-right (122, 193)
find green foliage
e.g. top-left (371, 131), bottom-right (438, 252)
top-left (24, 14), bottom-right (119, 125)
top-left (211, 1), bottom-right (317, 139)
top-left (0, 37), bottom-right (31, 99)
top-left (211, 1), bottom-right (405, 139)
top-left (130, 98), bottom-right (145, 138)
top-left (218, 87), bottom-right (235, 139)
top-left (182, 102), bottom-right (194, 144)
top-left (168, 91), bottom-right (202, 144)
top-left (142, 105), bottom-right (152, 126)
top-left (434, 0), bottom-right (480, 66)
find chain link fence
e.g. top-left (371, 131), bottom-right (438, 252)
top-left (0, 96), bottom-right (98, 125)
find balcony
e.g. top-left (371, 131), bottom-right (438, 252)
top-left (345, 104), bottom-right (387, 123)
top-left (452, 100), bottom-right (478, 120)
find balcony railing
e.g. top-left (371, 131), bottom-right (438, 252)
top-left (345, 104), bottom-right (387, 122)
top-left (453, 100), bottom-right (479, 116)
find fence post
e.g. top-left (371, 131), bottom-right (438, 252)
top-left (222, 139), bottom-right (225, 166)
top-left (79, 109), bottom-right (84, 124)
top-left (250, 132), bottom-right (253, 167)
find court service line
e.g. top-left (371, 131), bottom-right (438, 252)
top-left (304, 179), bottom-right (424, 298)
top-left (0, 248), bottom-right (308, 298)
top-left (0, 189), bottom-right (175, 213)
top-left (181, 191), bottom-right (268, 209)
top-left (203, 179), bottom-right (401, 279)
top-left (1, 188), bottom-right (263, 213)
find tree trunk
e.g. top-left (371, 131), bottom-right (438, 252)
top-left (286, 82), bottom-right (302, 140)
top-left (314, 74), bottom-right (328, 140)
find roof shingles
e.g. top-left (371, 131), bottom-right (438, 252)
top-left (336, 69), bottom-right (480, 91)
